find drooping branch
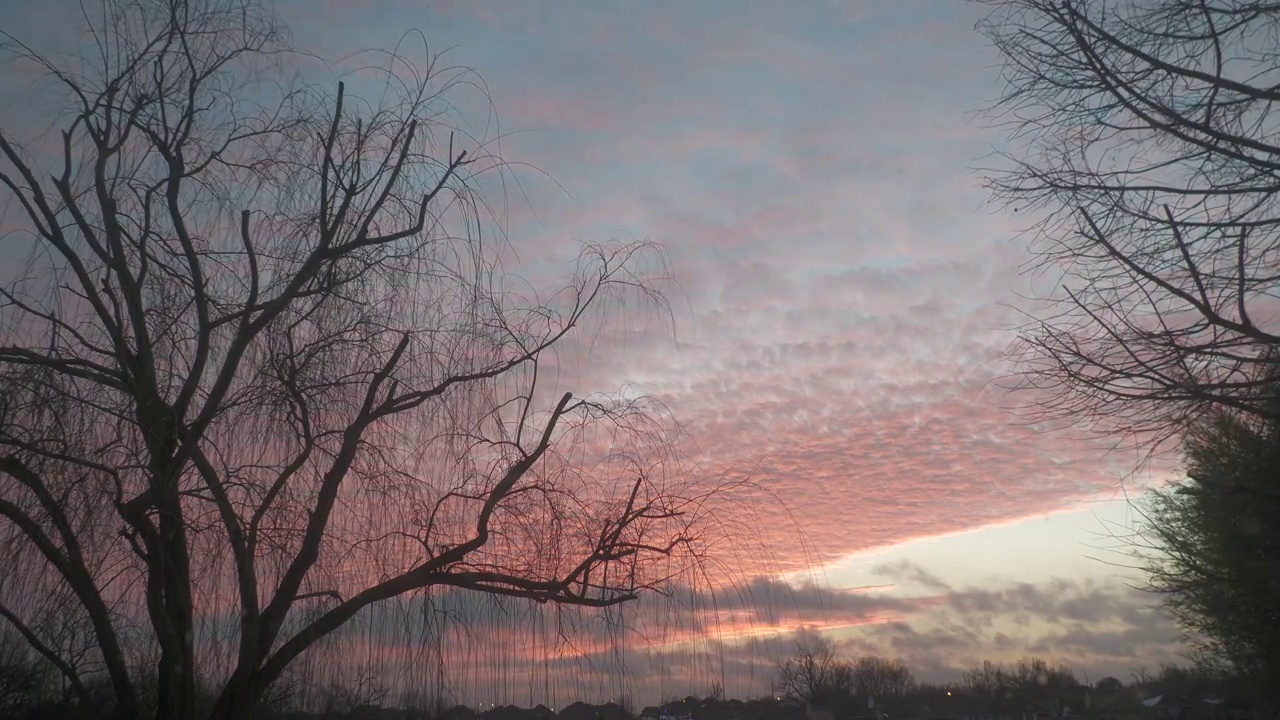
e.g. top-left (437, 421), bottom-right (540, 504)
top-left (0, 491), bottom-right (138, 718)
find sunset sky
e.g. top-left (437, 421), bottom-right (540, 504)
top-left (0, 0), bottom-right (1190, 705)
top-left (279, 0), bottom-right (1185, 690)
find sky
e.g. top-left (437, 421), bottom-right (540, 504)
top-left (267, 0), bottom-right (1188, 693)
top-left (0, 0), bottom-right (1191, 706)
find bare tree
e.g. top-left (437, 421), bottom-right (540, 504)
top-left (849, 656), bottom-right (912, 699)
top-left (772, 635), bottom-right (854, 705)
top-left (978, 0), bottom-right (1280, 451)
top-left (0, 626), bottom-right (54, 717)
top-left (0, 1), bottom-right (708, 719)
top-left (1001, 657), bottom-right (1079, 693)
top-left (706, 680), bottom-right (724, 702)
top-left (995, 658), bottom-right (1081, 713)
top-left (959, 658), bottom-right (1081, 713)
top-left (960, 660), bottom-right (1002, 703)
top-left (316, 667), bottom-right (389, 715)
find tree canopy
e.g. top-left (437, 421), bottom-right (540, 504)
top-left (1139, 395), bottom-right (1280, 692)
top-left (979, 0), bottom-right (1280, 450)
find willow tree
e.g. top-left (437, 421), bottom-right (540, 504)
top-left (979, 0), bottom-right (1280, 449)
top-left (0, 2), bottom-right (704, 718)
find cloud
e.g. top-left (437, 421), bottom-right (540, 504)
top-left (831, 563), bottom-right (1183, 680)
top-left (872, 561), bottom-right (951, 593)
top-left (270, 565), bottom-right (1180, 706)
top-left (374, 0), bottom-right (1147, 575)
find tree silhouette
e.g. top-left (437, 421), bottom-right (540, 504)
top-left (849, 656), bottom-right (912, 699)
top-left (0, 626), bottom-right (54, 717)
top-left (772, 635), bottom-right (854, 705)
top-left (960, 660), bottom-right (1002, 708)
top-left (1093, 676), bottom-right (1123, 694)
top-left (1136, 392), bottom-right (1280, 697)
top-left (0, 1), bottom-right (708, 718)
top-left (978, 0), bottom-right (1280, 451)
top-left (960, 657), bottom-right (1079, 714)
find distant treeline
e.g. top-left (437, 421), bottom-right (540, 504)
top-left (0, 643), bottom-right (1265, 720)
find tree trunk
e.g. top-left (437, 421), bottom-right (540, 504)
top-left (209, 672), bottom-right (264, 720)
top-left (154, 464), bottom-right (197, 720)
